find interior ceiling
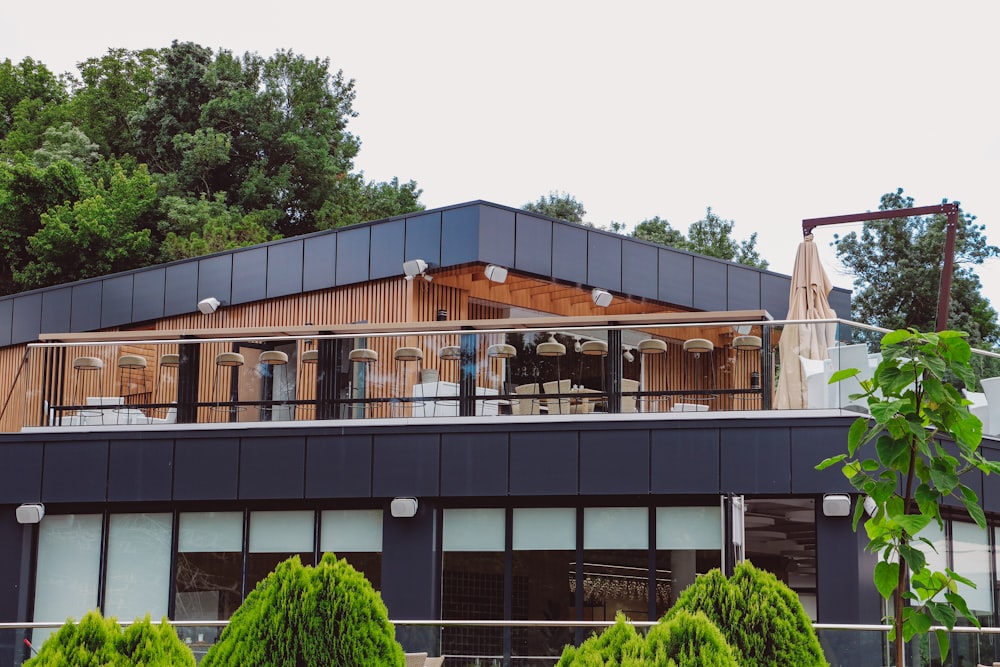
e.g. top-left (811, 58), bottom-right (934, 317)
top-left (745, 498), bottom-right (817, 577)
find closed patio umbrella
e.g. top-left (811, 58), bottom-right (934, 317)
top-left (775, 235), bottom-right (838, 409)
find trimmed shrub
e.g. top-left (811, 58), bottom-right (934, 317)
top-left (643, 609), bottom-right (738, 667)
top-left (667, 562), bottom-right (827, 667)
top-left (555, 612), bottom-right (645, 667)
top-left (24, 611), bottom-right (194, 667)
top-left (201, 552), bottom-right (405, 667)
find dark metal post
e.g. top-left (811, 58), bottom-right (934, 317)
top-left (761, 326), bottom-right (773, 410)
top-left (316, 336), bottom-right (337, 420)
top-left (176, 336), bottom-right (200, 424)
top-left (607, 329), bottom-right (622, 413)
top-left (459, 331), bottom-right (477, 417)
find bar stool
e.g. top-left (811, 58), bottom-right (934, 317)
top-left (537, 335), bottom-right (569, 414)
top-left (259, 350), bottom-right (289, 420)
top-left (487, 343), bottom-right (517, 415)
top-left (349, 348), bottom-right (378, 417)
top-left (70, 356), bottom-right (104, 423)
top-left (299, 348), bottom-right (318, 417)
top-left (434, 345), bottom-right (462, 416)
top-left (683, 338), bottom-right (715, 404)
top-left (733, 334), bottom-right (763, 406)
top-left (638, 338), bottom-right (667, 412)
top-left (117, 354), bottom-right (148, 421)
top-left (153, 353), bottom-right (179, 419)
top-left (580, 340), bottom-right (607, 411)
top-left (212, 351), bottom-right (245, 421)
top-left (392, 346), bottom-right (424, 417)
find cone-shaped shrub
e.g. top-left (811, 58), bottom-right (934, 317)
top-left (555, 612), bottom-right (645, 667)
top-left (667, 562), bottom-right (827, 667)
top-left (24, 611), bottom-right (194, 667)
top-left (643, 609), bottom-right (738, 667)
top-left (201, 552), bottom-right (405, 667)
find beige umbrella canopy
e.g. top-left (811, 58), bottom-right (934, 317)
top-left (774, 235), bottom-right (838, 409)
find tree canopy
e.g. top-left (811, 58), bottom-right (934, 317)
top-left (833, 189), bottom-right (999, 348)
top-left (0, 46), bottom-right (423, 294)
top-left (632, 207), bottom-right (769, 269)
top-left (522, 191), bottom-right (587, 223)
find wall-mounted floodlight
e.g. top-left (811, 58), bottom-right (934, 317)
top-left (390, 497), bottom-right (419, 518)
top-left (822, 494), bottom-right (851, 517)
top-left (622, 347), bottom-right (635, 363)
top-left (403, 259), bottom-right (431, 282)
top-left (591, 288), bottom-right (613, 307)
top-left (484, 264), bottom-right (508, 284)
top-left (16, 503), bottom-right (44, 524)
top-left (197, 297), bottom-right (221, 314)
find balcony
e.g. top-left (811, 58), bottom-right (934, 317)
top-left (12, 311), bottom-right (1000, 436)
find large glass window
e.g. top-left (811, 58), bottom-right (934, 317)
top-left (443, 508), bottom-right (505, 664)
top-left (104, 513), bottom-right (172, 621)
top-left (320, 509), bottom-right (383, 589)
top-left (952, 521), bottom-right (993, 665)
top-left (655, 507), bottom-right (721, 617)
top-left (247, 510), bottom-right (315, 589)
top-left (512, 508), bottom-right (576, 665)
top-left (174, 511), bottom-right (243, 635)
top-left (33, 514), bottom-right (103, 647)
top-left (583, 507), bottom-right (649, 621)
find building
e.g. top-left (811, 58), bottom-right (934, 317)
top-left (0, 201), bottom-right (995, 667)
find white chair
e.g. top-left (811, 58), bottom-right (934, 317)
top-left (542, 379), bottom-right (572, 415)
top-left (980, 377), bottom-right (1000, 437)
top-left (827, 343), bottom-right (873, 411)
top-left (965, 391), bottom-right (990, 436)
top-left (512, 383), bottom-right (540, 415)
top-left (85, 396), bottom-right (124, 425)
top-left (670, 403), bottom-right (710, 412)
top-left (621, 378), bottom-right (640, 413)
top-left (404, 653), bottom-right (428, 667)
top-left (800, 356), bottom-right (834, 409)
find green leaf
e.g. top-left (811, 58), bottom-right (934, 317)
top-left (882, 330), bottom-right (914, 347)
top-left (934, 629), bottom-right (950, 663)
top-left (894, 513), bottom-right (932, 537)
top-left (944, 591), bottom-right (980, 627)
top-left (898, 543), bottom-right (926, 573)
top-left (876, 435), bottom-right (910, 470)
top-left (903, 608), bottom-right (932, 641)
top-left (927, 601), bottom-right (957, 628)
top-left (873, 561), bottom-right (899, 600)
top-left (929, 461), bottom-right (959, 494)
top-left (847, 418), bottom-right (867, 457)
top-left (830, 367), bottom-right (861, 383)
top-left (816, 454), bottom-right (847, 471)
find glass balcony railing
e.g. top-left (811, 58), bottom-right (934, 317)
top-left (10, 315), bottom-right (999, 434)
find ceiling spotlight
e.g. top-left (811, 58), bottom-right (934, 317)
top-left (197, 297), bottom-right (220, 314)
top-left (484, 264), bottom-right (508, 283)
top-left (623, 348), bottom-right (635, 363)
top-left (591, 288), bottom-right (613, 307)
top-left (403, 259), bottom-right (429, 281)
top-left (573, 336), bottom-right (583, 353)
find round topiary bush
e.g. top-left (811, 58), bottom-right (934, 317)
top-left (555, 612), bottom-right (645, 667)
top-left (643, 609), bottom-right (738, 667)
top-left (666, 562), bottom-right (827, 667)
top-left (200, 552), bottom-right (405, 667)
top-left (24, 610), bottom-right (194, 667)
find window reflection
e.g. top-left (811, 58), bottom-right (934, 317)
top-left (174, 511), bottom-right (243, 641)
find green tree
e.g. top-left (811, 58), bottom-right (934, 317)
top-left (632, 216), bottom-right (688, 248)
top-left (555, 612), bottom-right (646, 667)
top-left (686, 207), bottom-right (769, 268)
top-left (644, 609), bottom-right (739, 667)
top-left (159, 194), bottom-right (281, 262)
top-left (316, 175), bottom-right (424, 230)
top-left (833, 188), bottom-right (1000, 347)
top-left (667, 562), bottom-right (826, 667)
top-left (202, 553), bottom-right (404, 667)
top-left (522, 191), bottom-right (587, 223)
top-left (817, 328), bottom-right (1000, 665)
top-left (24, 611), bottom-right (194, 667)
top-left (32, 122), bottom-right (100, 168)
top-left (15, 161), bottom-right (157, 289)
top-left (0, 57), bottom-right (69, 153)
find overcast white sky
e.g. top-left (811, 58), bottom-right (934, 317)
top-left (6, 1), bottom-right (1000, 314)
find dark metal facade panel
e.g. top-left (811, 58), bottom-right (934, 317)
top-left (551, 224), bottom-right (588, 286)
top-left (440, 206), bottom-right (480, 267)
top-left (305, 434), bottom-right (373, 498)
top-left (266, 240), bottom-right (304, 299)
top-left (163, 262), bottom-right (199, 317)
top-left (335, 226), bottom-right (371, 286)
top-left (829, 288), bottom-right (852, 320)
top-left (586, 232), bottom-right (622, 292)
top-left (789, 425), bottom-right (854, 494)
top-left (372, 434), bottom-right (441, 497)
top-left (173, 437), bottom-right (239, 500)
top-left (514, 213), bottom-right (553, 277)
top-left (720, 427), bottom-right (791, 494)
top-left (0, 513), bottom-right (27, 623)
top-left (509, 430), bottom-right (578, 495)
top-left (760, 273), bottom-right (791, 319)
top-left (230, 247), bottom-right (267, 305)
top-left (726, 265), bottom-right (760, 311)
top-left (12, 293), bottom-right (41, 344)
top-left (197, 255), bottom-right (233, 306)
top-left (42, 440), bottom-right (109, 503)
top-left (302, 233), bottom-right (337, 292)
top-left (381, 506), bottom-right (440, 621)
top-left (132, 269), bottom-right (166, 322)
top-left (440, 432), bottom-right (508, 497)
top-left (816, 515), bottom-right (882, 626)
top-left (650, 429), bottom-right (720, 493)
top-left (658, 250), bottom-right (694, 308)
top-left (691, 257), bottom-right (727, 312)
top-left (239, 436), bottom-right (306, 500)
top-left (370, 219), bottom-right (406, 280)
top-left (100, 274), bottom-right (134, 328)
top-left (477, 205), bottom-right (516, 268)
top-left (0, 442), bottom-right (42, 503)
top-left (107, 439), bottom-right (174, 502)
top-left (40, 287), bottom-right (72, 335)
top-left (580, 430), bottom-right (649, 494)
top-left (70, 282), bottom-right (102, 332)
top-left (982, 446), bottom-right (1000, 513)
top-left (621, 242), bottom-right (658, 301)
top-left (404, 212), bottom-right (442, 268)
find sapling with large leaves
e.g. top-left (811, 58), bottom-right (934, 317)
top-left (817, 329), bottom-right (999, 665)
